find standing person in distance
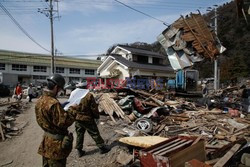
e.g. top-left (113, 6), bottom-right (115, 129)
top-left (27, 83), bottom-right (34, 102)
top-left (15, 82), bottom-right (23, 100)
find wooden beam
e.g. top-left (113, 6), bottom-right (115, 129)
top-left (0, 121), bottom-right (5, 141)
top-left (154, 139), bottom-right (187, 155)
top-left (149, 138), bottom-right (182, 153)
top-left (181, 15), bottom-right (213, 59)
top-left (159, 140), bottom-right (193, 156)
top-left (214, 144), bottom-right (241, 167)
top-left (192, 135), bottom-right (202, 146)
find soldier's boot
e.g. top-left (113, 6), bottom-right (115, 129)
top-left (99, 145), bottom-right (111, 154)
top-left (77, 149), bottom-right (86, 157)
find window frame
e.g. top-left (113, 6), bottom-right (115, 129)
top-left (33, 65), bottom-right (47, 72)
top-left (33, 75), bottom-right (47, 80)
top-left (85, 69), bottom-right (95, 75)
top-left (0, 63), bottom-right (5, 70)
top-left (56, 67), bottom-right (64, 74)
top-left (12, 64), bottom-right (27, 71)
top-left (69, 68), bottom-right (80, 74)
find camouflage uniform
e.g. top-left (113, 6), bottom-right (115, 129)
top-left (74, 92), bottom-right (105, 150)
top-left (35, 90), bottom-right (77, 167)
top-left (43, 157), bottom-right (66, 167)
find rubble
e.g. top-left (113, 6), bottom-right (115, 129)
top-left (93, 83), bottom-right (250, 166)
top-left (0, 100), bottom-right (29, 141)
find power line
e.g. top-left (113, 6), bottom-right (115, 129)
top-left (114, 0), bottom-right (169, 26)
top-left (0, 2), bottom-right (50, 53)
top-left (66, 1), bottom-right (207, 10)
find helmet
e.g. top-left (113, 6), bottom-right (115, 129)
top-left (47, 74), bottom-right (65, 89)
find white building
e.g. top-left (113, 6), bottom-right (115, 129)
top-left (0, 50), bottom-right (101, 87)
top-left (97, 45), bottom-right (175, 80)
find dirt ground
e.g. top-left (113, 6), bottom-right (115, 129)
top-left (0, 98), bottom-right (130, 167)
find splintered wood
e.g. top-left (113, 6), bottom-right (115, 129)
top-left (99, 93), bottom-right (125, 122)
top-left (172, 13), bottom-right (219, 59)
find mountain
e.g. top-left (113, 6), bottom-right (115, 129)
top-left (198, 1), bottom-right (250, 82)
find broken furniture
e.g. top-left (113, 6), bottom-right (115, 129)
top-left (139, 136), bottom-right (206, 167)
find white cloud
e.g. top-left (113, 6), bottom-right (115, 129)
top-left (56, 14), bottom-right (179, 55)
top-left (59, 0), bottom-right (158, 14)
top-left (0, 33), bottom-right (49, 54)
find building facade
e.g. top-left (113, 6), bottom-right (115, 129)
top-left (0, 50), bottom-right (101, 87)
top-left (98, 45), bottom-right (175, 80)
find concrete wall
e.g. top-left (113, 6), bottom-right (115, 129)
top-left (113, 64), bottom-right (129, 79)
top-left (2, 73), bottom-right (18, 87)
top-left (99, 61), bottom-right (129, 80)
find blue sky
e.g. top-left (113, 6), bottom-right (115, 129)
top-left (0, 0), bottom-right (231, 59)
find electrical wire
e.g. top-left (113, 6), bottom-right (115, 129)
top-left (114, 0), bottom-right (169, 26)
top-left (0, 2), bottom-right (50, 53)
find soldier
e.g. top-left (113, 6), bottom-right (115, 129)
top-left (35, 74), bottom-right (78, 167)
top-left (73, 82), bottom-right (110, 157)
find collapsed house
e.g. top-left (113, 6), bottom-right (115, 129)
top-left (157, 13), bottom-right (226, 70)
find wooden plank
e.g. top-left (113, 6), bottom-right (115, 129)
top-left (213, 144), bottom-right (241, 167)
top-left (0, 101), bottom-right (20, 107)
top-left (205, 158), bottom-right (220, 165)
top-left (153, 139), bottom-right (187, 155)
top-left (192, 135), bottom-right (202, 146)
top-left (168, 124), bottom-right (204, 134)
top-left (206, 145), bottom-right (224, 149)
top-left (149, 97), bottom-right (164, 106)
top-left (0, 121), bottom-right (5, 141)
top-left (181, 16), bottom-right (213, 58)
top-left (170, 140), bottom-right (206, 167)
top-left (149, 138), bottom-right (182, 153)
top-left (159, 140), bottom-right (193, 156)
top-left (143, 101), bottom-right (159, 107)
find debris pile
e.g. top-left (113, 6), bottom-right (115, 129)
top-left (0, 100), bottom-right (29, 141)
top-left (94, 85), bottom-right (250, 166)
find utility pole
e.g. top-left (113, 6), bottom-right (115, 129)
top-left (208, 5), bottom-right (219, 90)
top-left (49, 0), bottom-right (55, 74)
top-left (38, 0), bottom-right (60, 74)
top-left (214, 5), bottom-right (219, 90)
